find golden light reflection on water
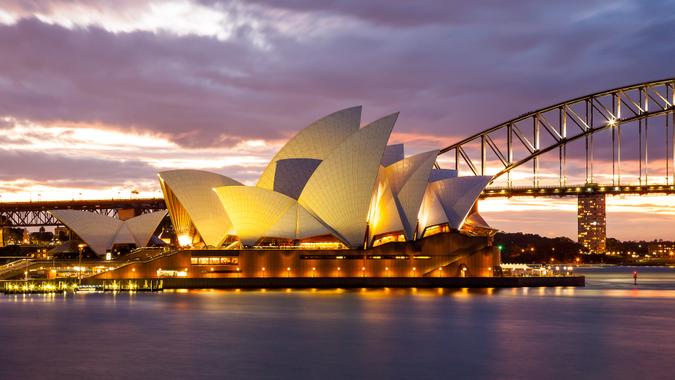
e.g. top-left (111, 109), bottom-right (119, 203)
top-left (153, 287), bottom-right (508, 298)
top-left (158, 283), bottom-right (675, 300)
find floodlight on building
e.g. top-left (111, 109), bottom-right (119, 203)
top-left (177, 234), bottom-right (192, 247)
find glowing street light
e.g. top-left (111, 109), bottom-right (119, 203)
top-left (77, 243), bottom-right (86, 284)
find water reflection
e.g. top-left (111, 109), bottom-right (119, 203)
top-left (0, 267), bottom-right (674, 379)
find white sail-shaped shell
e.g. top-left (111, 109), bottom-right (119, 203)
top-left (418, 176), bottom-right (492, 234)
top-left (159, 170), bottom-right (241, 247)
top-left (124, 210), bottom-right (169, 247)
top-left (49, 210), bottom-right (124, 256)
top-left (384, 150), bottom-right (438, 239)
top-left (298, 113), bottom-right (397, 247)
top-left (214, 186), bottom-right (296, 246)
top-left (257, 106), bottom-right (362, 190)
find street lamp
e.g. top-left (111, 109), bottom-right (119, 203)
top-left (77, 243), bottom-right (86, 284)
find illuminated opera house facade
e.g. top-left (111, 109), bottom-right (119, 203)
top-left (55, 106), bottom-right (500, 278)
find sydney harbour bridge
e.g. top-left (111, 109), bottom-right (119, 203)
top-left (1, 78), bottom-right (673, 251)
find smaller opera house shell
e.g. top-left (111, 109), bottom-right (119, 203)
top-left (152, 106), bottom-right (500, 278)
top-left (48, 209), bottom-right (168, 257)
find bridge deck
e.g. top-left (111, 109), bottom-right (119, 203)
top-left (482, 184), bottom-right (675, 198)
top-left (0, 198), bottom-right (166, 227)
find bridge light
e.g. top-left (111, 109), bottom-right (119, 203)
top-left (607, 118), bottom-right (617, 127)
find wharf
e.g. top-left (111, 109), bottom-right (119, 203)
top-left (2, 276), bottom-right (584, 293)
top-left (1, 279), bottom-right (164, 293)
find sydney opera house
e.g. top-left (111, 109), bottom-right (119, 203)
top-left (51, 106), bottom-right (499, 279)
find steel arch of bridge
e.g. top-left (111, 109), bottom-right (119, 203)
top-left (438, 78), bottom-right (675, 192)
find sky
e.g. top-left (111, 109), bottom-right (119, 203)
top-left (0, 0), bottom-right (674, 240)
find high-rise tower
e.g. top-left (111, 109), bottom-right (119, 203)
top-left (577, 193), bottom-right (606, 253)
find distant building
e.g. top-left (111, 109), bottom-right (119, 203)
top-left (578, 193), bottom-right (606, 253)
top-left (54, 226), bottom-right (72, 241)
top-left (1, 227), bottom-right (24, 246)
top-left (29, 226), bottom-right (54, 244)
top-left (648, 241), bottom-right (675, 257)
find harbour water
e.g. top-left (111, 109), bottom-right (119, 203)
top-left (1, 267), bottom-right (674, 380)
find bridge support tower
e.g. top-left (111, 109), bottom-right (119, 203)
top-left (117, 208), bottom-right (140, 221)
top-left (577, 193), bottom-right (606, 253)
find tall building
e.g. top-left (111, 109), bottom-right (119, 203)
top-left (578, 193), bottom-right (606, 253)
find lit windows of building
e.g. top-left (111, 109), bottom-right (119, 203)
top-left (577, 193), bottom-right (606, 253)
top-left (648, 242), bottom-right (675, 257)
top-left (190, 256), bottom-right (239, 265)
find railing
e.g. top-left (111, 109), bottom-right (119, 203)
top-left (500, 264), bottom-right (577, 277)
top-left (0, 259), bottom-right (34, 277)
top-left (1, 279), bottom-right (78, 293)
top-left (85, 249), bottom-right (183, 279)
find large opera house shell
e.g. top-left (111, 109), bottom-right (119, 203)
top-left (158, 106), bottom-right (494, 250)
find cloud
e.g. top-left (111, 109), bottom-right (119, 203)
top-left (0, 148), bottom-right (155, 182)
top-left (1, 1), bottom-right (671, 149)
top-left (1, 1), bottom-right (674, 239)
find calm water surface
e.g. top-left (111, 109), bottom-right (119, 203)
top-left (1, 267), bottom-right (675, 380)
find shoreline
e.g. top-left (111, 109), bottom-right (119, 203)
top-left (84, 276), bottom-right (585, 290)
top-left (2, 276), bottom-right (585, 293)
